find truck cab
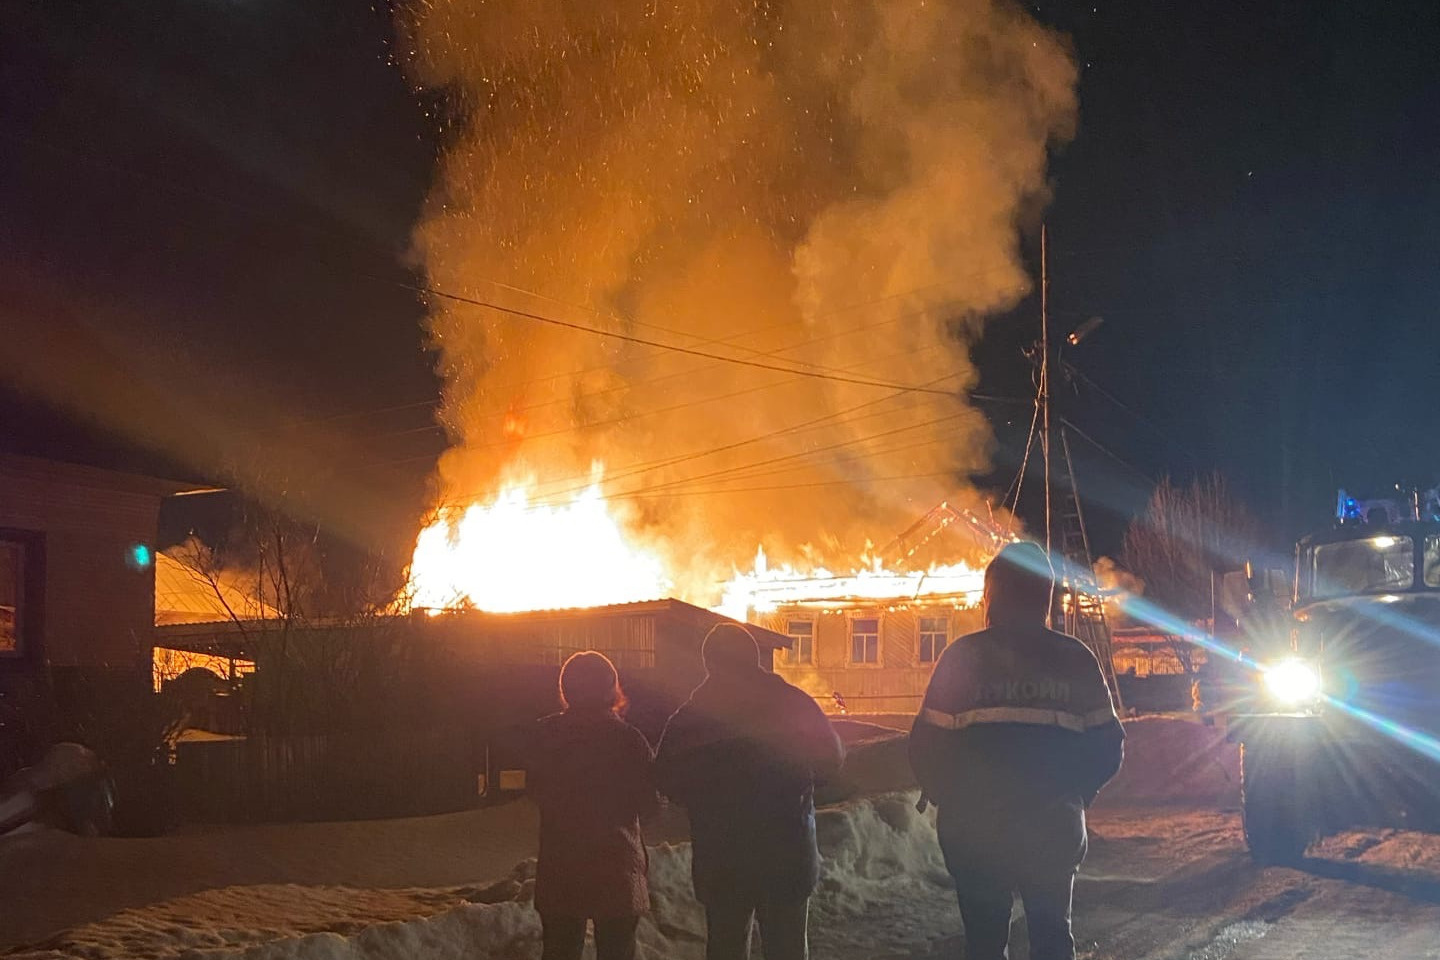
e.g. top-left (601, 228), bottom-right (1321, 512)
top-left (1235, 492), bottom-right (1440, 863)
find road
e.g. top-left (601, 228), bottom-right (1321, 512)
top-left (963, 808), bottom-right (1440, 960)
top-left (6, 803), bottom-right (1440, 959)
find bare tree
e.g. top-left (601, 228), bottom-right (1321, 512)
top-left (165, 500), bottom-right (450, 737)
top-left (1122, 473), bottom-right (1262, 672)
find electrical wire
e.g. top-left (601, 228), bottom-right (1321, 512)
top-left (404, 280), bottom-right (998, 399)
top-left (5, 124), bottom-right (1021, 412)
top-left (620, 470), bottom-right (963, 500)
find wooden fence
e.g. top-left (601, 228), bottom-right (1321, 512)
top-left (175, 726), bottom-right (484, 823)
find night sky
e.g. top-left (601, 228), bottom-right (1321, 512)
top-left (3, 0), bottom-right (1438, 558)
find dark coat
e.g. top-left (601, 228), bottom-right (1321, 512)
top-left (528, 709), bottom-right (659, 918)
top-left (909, 624), bottom-right (1125, 872)
top-left (655, 671), bottom-right (844, 905)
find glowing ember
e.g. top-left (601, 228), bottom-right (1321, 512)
top-left (717, 546), bottom-right (986, 620)
top-left (406, 477), bottom-right (669, 613)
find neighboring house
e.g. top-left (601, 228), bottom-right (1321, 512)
top-left (1, 454), bottom-right (206, 678)
top-left (154, 599), bottom-right (791, 821)
top-left (0, 454), bottom-right (208, 775)
top-left (152, 550), bottom-right (278, 691)
top-left (154, 550), bottom-right (282, 626)
top-left (154, 598), bottom-right (790, 738)
top-left (752, 596), bottom-right (985, 715)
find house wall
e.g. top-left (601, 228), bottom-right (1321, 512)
top-left (761, 603), bottom-right (984, 715)
top-left (0, 460), bottom-right (162, 672)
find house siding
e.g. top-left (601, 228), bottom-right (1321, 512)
top-left (764, 604), bottom-right (983, 715)
top-left (0, 459), bottom-right (166, 671)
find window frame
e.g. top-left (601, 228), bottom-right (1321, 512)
top-left (0, 529), bottom-right (44, 663)
top-left (1312, 535), bottom-right (1414, 599)
top-left (917, 614), bottom-right (949, 664)
top-left (849, 615), bottom-right (881, 666)
top-left (1424, 535), bottom-right (1440, 589)
top-left (783, 617), bottom-right (815, 666)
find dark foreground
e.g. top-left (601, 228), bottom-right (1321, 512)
top-left (1000, 809), bottom-right (1440, 960)
top-left (4, 803), bottom-right (1440, 958)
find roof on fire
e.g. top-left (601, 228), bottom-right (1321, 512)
top-left (154, 597), bottom-right (791, 655)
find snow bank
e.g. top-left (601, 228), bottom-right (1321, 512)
top-left (7, 793), bottom-right (957, 960)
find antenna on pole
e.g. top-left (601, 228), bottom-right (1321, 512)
top-left (1040, 223), bottom-right (1052, 556)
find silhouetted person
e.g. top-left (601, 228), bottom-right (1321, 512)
top-left (529, 651), bottom-right (659, 960)
top-left (911, 542), bottom-right (1124, 960)
top-left (655, 623), bottom-right (844, 960)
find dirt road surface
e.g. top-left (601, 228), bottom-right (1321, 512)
top-left (963, 808), bottom-right (1440, 960)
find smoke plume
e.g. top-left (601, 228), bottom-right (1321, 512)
top-left (398, 0), bottom-right (1075, 596)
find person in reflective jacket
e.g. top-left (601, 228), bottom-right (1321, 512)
top-left (655, 623), bottom-right (844, 960)
top-left (910, 542), bottom-right (1124, 960)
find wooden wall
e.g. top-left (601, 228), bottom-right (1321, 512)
top-left (763, 603), bottom-right (984, 714)
top-left (0, 458), bottom-right (163, 672)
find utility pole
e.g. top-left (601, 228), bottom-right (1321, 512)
top-left (1040, 223), bottom-right (1052, 556)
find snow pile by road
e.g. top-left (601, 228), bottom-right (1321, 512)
top-left (8, 792), bottom-right (958, 960)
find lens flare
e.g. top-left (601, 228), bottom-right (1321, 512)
top-left (1263, 659), bottom-right (1321, 704)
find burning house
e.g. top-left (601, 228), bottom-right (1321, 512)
top-left (721, 548), bottom-right (987, 715)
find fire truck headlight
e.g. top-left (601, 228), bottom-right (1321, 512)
top-left (1263, 659), bottom-right (1321, 706)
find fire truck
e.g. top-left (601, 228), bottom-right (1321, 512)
top-left (1233, 487), bottom-right (1440, 863)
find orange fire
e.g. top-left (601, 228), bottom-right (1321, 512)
top-left (716, 546), bottom-right (986, 620)
top-left (406, 474), bottom-right (670, 613)
top-left (406, 472), bottom-right (993, 617)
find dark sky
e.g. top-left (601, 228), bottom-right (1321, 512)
top-left (984, 0), bottom-right (1440, 548)
top-left (3, 0), bottom-right (1438, 557)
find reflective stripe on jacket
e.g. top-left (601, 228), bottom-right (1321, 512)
top-left (910, 624), bottom-right (1124, 818)
top-left (919, 704), bottom-right (1118, 733)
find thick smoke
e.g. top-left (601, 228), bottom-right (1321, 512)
top-left (398, 0), bottom-right (1075, 596)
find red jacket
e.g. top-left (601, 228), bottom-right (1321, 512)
top-left (528, 710), bottom-right (659, 918)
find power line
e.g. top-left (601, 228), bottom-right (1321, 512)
top-left (1059, 417), bottom-right (1155, 485)
top-left (426, 413), bottom-right (971, 516)
top-left (1003, 399), bottom-right (1043, 528)
top-left (611, 410), bottom-right (971, 499)
top-left (404, 280), bottom-right (1000, 399)
top-left (664, 433), bottom-right (971, 488)
top-left (426, 373), bottom-right (963, 507)
top-left (5, 125), bottom-right (1023, 403)
top-left (1063, 362), bottom-right (1198, 467)
top-left (453, 336), bottom-right (965, 457)
top-left (621, 470), bottom-right (962, 500)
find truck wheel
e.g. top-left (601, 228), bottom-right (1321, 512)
top-left (1241, 740), bottom-right (1313, 865)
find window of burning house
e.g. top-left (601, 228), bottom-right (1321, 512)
top-left (850, 617), bottom-right (880, 665)
top-left (0, 537), bottom-right (29, 657)
top-left (783, 619), bottom-right (814, 666)
top-left (1312, 536), bottom-right (1413, 599)
top-left (918, 616), bottom-right (949, 664)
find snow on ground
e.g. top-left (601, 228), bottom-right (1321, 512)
top-left (9, 722), bottom-right (1440, 959)
top-left (16, 798), bottom-right (1440, 960)
top-left (0, 802), bottom-right (545, 950)
top-left (3, 792), bottom-right (954, 960)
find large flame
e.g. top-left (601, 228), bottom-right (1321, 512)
top-left (716, 546), bottom-right (986, 621)
top-left (407, 475), bottom-right (670, 613)
top-left (406, 473), bottom-right (993, 617)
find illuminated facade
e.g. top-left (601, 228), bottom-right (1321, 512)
top-left (752, 597), bottom-right (985, 715)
